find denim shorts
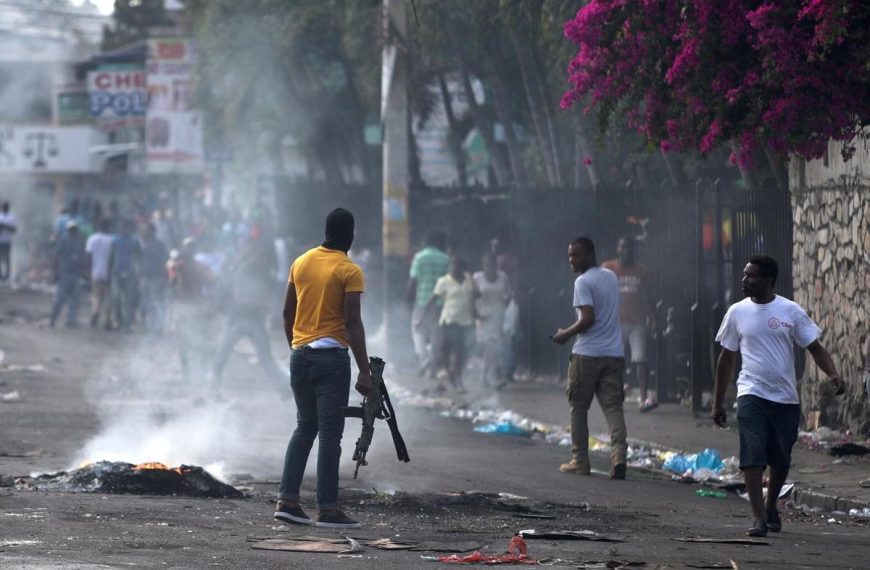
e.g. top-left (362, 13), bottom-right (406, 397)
top-left (736, 394), bottom-right (800, 469)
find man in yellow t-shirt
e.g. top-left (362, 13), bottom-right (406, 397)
top-left (274, 208), bottom-right (373, 530)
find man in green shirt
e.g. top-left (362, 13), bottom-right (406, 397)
top-left (406, 231), bottom-right (449, 377)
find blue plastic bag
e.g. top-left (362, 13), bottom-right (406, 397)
top-left (473, 421), bottom-right (532, 437)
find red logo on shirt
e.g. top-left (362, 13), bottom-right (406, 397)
top-left (768, 318), bottom-right (780, 329)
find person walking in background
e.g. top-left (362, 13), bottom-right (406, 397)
top-left (425, 255), bottom-right (475, 392)
top-left (138, 222), bottom-right (168, 333)
top-left (552, 237), bottom-right (628, 480)
top-left (0, 201), bottom-right (17, 281)
top-left (110, 219), bottom-right (141, 331)
top-left (713, 254), bottom-right (844, 537)
top-left (406, 231), bottom-right (449, 377)
top-left (49, 221), bottom-right (85, 328)
top-left (473, 253), bottom-right (512, 389)
top-left (167, 237), bottom-right (211, 382)
top-left (86, 219), bottom-right (115, 329)
top-left (276, 208), bottom-right (372, 530)
top-left (212, 231), bottom-right (289, 400)
top-left (602, 236), bottom-right (657, 411)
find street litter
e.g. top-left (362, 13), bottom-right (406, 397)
top-left (250, 537), bottom-right (360, 554)
top-left (513, 513), bottom-right (556, 520)
top-left (672, 537), bottom-right (768, 546)
top-left (663, 448), bottom-right (724, 475)
top-left (696, 489), bottom-right (727, 499)
top-left (848, 508), bottom-right (870, 518)
top-left (518, 529), bottom-right (625, 542)
top-left (474, 421), bottom-right (532, 437)
top-left (0, 390), bottom-right (22, 402)
top-left (859, 479), bottom-right (870, 488)
top-left (576, 562), bottom-right (646, 569)
top-left (738, 482), bottom-right (793, 502)
top-left (436, 536), bottom-right (536, 565)
top-left (830, 443), bottom-right (870, 456)
top-left (367, 538), bottom-right (417, 550)
top-left (0, 539), bottom-right (43, 546)
top-left (17, 461), bottom-right (242, 498)
top-left (2, 364), bottom-right (46, 373)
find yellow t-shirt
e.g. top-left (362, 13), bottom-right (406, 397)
top-left (289, 246), bottom-right (365, 348)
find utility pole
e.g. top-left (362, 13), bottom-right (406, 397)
top-left (382, 0), bottom-right (410, 359)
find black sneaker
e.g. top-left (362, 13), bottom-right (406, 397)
top-left (766, 508), bottom-right (782, 532)
top-left (747, 520), bottom-right (768, 537)
top-left (610, 463), bottom-right (627, 480)
top-left (315, 508), bottom-right (361, 529)
top-left (273, 502), bottom-right (313, 525)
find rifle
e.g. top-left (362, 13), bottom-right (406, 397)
top-left (344, 356), bottom-right (410, 479)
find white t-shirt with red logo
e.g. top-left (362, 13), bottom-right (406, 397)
top-left (715, 295), bottom-right (820, 404)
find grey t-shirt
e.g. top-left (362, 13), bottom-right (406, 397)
top-left (572, 266), bottom-right (624, 358)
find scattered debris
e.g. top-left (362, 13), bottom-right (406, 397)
top-left (672, 537), bottom-right (768, 546)
top-left (518, 529), bottom-right (625, 542)
top-left (830, 443), bottom-right (870, 457)
top-left (576, 562), bottom-right (646, 569)
top-left (251, 538), bottom-right (354, 553)
top-left (367, 538), bottom-right (417, 551)
top-left (474, 421), bottom-right (532, 437)
top-left (436, 536), bottom-right (535, 565)
top-left (17, 461), bottom-right (242, 498)
top-left (738, 482), bottom-right (793, 502)
top-left (2, 364), bottom-right (46, 373)
top-left (513, 513), bottom-right (556, 520)
top-left (848, 508), bottom-right (870, 518)
top-left (0, 390), bottom-right (22, 402)
top-left (696, 489), bottom-right (727, 499)
top-left (0, 539), bottom-right (43, 547)
top-left (859, 479), bottom-right (870, 489)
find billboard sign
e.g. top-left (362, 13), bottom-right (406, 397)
top-left (145, 38), bottom-right (203, 174)
top-left (0, 125), bottom-right (105, 173)
top-left (87, 69), bottom-right (147, 130)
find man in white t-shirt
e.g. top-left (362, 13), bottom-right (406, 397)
top-left (714, 254), bottom-right (844, 537)
top-left (86, 219), bottom-right (116, 329)
top-left (552, 237), bottom-right (627, 479)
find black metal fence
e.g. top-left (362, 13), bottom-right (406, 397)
top-left (273, 177), bottom-right (794, 403)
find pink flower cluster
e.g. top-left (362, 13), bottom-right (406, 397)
top-left (561, 1), bottom-right (870, 165)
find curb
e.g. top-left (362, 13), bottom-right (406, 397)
top-left (625, 437), bottom-right (870, 513)
top-left (792, 485), bottom-right (870, 512)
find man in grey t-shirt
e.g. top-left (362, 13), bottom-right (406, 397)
top-left (552, 237), bottom-right (628, 479)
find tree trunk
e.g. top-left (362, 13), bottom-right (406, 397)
top-left (437, 73), bottom-right (468, 186)
top-left (515, 43), bottom-right (557, 186)
top-left (530, 45), bottom-right (563, 186)
top-left (490, 72), bottom-right (528, 187)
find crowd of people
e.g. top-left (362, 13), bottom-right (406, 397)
top-left (406, 232), bottom-right (519, 393)
top-left (46, 196), bottom-right (291, 399)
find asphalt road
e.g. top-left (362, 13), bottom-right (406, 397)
top-left (1, 289), bottom-right (868, 568)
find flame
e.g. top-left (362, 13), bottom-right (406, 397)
top-left (133, 462), bottom-right (191, 475)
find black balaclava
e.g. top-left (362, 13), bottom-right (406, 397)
top-left (322, 207), bottom-right (355, 252)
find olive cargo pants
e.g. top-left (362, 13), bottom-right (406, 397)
top-left (567, 355), bottom-right (628, 467)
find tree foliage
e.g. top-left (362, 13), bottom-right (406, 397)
top-left (561, 1), bottom-right (870, 166)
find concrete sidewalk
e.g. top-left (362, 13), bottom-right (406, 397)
top-left (395, 369), bottom-right (870, 513)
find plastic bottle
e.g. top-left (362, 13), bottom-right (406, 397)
top-left (696, 488), bottom-right (727, 499)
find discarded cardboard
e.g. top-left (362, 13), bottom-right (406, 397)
top-left (251, 536), bottom-right (360, 554)
top-left (672, 537), bottom-right (768, 546)
top-left (518, 529), bottom-right (625, 542)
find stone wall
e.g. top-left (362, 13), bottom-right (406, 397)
top-left (790, 138), bottom-right (870, 434)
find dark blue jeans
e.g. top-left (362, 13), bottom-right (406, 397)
top-left (279, 347), bottom-right (350, 510)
